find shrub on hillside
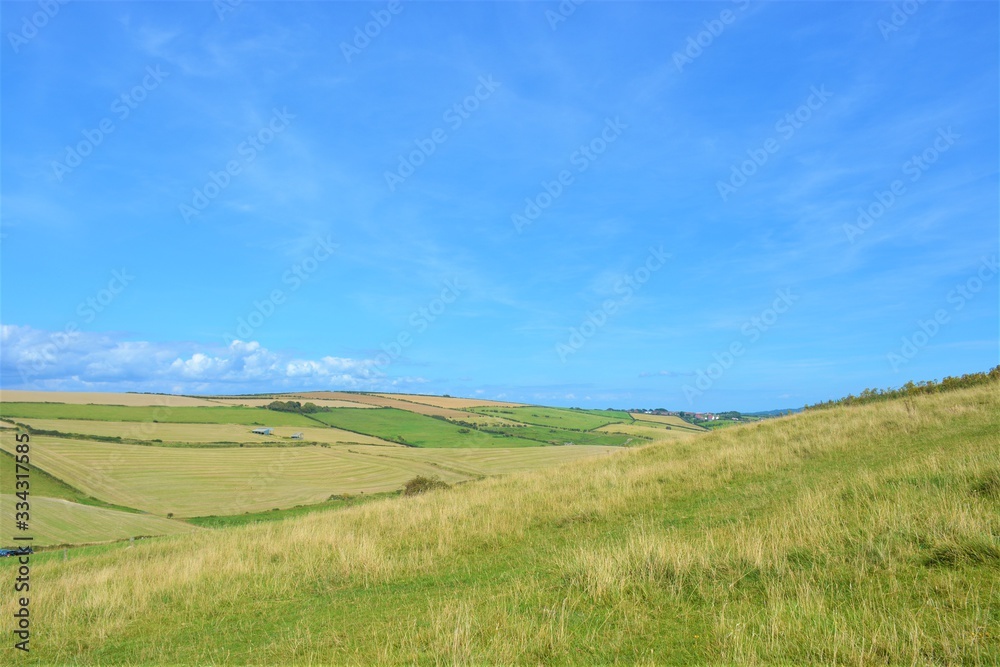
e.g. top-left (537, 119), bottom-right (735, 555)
top-left (402, 475), bottom-right (450, 496)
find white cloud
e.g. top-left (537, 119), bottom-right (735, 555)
top-left (0, 325), bottom-right (411, 394)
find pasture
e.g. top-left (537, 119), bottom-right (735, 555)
top-left (372, 393), bottom-right (525, 409)
top-left (310, 407), bottom-right (543, 448)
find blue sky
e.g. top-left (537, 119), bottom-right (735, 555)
top-left (1, 0), bottom-right (997, 411)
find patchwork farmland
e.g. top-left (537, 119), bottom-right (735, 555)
top-left (0, 391), bottom-right (670, 546)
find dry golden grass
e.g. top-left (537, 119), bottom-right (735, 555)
top-left (0, 390), bottom-right (222, 407)
top-left (372, 393), bottom-right (526, 409)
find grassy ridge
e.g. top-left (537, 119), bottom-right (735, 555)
top-left (0, 403), bottom-right (315, 426)
top-left (310, 407), bottom-right (543, 448)
top-left (3, 383), bottom-right (996, 663)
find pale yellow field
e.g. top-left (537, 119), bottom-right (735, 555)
top-left (0, 433), bottom-right (467, 517)
top-left (372, 393), bottom-right (525, 409)
top-left (0, 390), bottom-right (222, 407)
top-left (4, 418), bottom-right (400, 447)
top-left (294, 391), bottom-right (494, 420)
top-left (0, 434), bottom-right (619, 517)
top-left (630, 413), bottom-right (707, 430)
top-left (207, 397), bottom-right (379, 409)
top-left (0, 495), bottom-right (198, 546)
top-left (595, 422), bottom-right (698, 440)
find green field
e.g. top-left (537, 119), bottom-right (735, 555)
top-left (477, 423), bottom-right (636, 447)
top-left (0, 403), bottom-right (316, 426)
top-left (467, 406), bottom-right (628, 431)
top-left (310, 407), bottom-right (543, 448)
top-left (1, 382), bottom-right (995, 664)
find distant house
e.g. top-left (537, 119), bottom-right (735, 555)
top-left (291, 432), bottom-right (303, 440)
top-left (251, 427), bottom-right (273, 435)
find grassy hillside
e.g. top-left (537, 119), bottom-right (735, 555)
top-left (2, 382), bottom-right (996, 664)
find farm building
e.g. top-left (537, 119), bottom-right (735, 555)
top-left (251, 427), bottom-right (273, 435)
top-left (291, 432), bottom-right (303, 439)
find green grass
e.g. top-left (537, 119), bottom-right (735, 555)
top-left (310, 407), bottom-right (543, 448)
top-left (0, 402), bottom-right (316, 426)
top-left (185, 491), bottom-right (399, 528)
top-left (467, 406), bottom-right (627, 431)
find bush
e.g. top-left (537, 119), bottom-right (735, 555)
top-left (403, 475), bottom-right (450, 496)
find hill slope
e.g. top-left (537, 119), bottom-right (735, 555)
top-left (2, 382), bottom-right (997, 664)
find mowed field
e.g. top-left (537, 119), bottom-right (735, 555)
top-left (0, 432), bottom-right (621, 518)
top-left (0, 433), bottom-right (471, 517)
top-left (468, 405), bottom-right (628, 430)
top-left (0, 496), bottom-right (197, 546)
top-left (595, 422), bottom-right (700, 440)
top-left (630, 412), bottom-right (708, 431)
top-left (0, 390), bottom-right (223, 407)
top-left (6, 418), bottom-right (399, 447)
top-left (293, 391), bottom-right (504, 421)
top-left (0, 402), bottom-right (316, 426)
top-left (207, 397), bottom-right (379, 409)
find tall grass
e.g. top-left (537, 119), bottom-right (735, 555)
top-left (1, 382), bottom-right (997, 664)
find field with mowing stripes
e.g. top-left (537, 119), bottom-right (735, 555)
top-left (0, 390), bottom-right (222, 407)
top-left (468, 406), bottom-right (627, 431)
top-left (5, 418), bottom-right (398, 447)
top-left (0, 433), bottom-right (472, 517)
top-left (0, 496), bottom-right (197, 546)
top-left (372, 393), bottom-right (524, 409)
top-left (595, 422), bottom-right (700, 440)
top-left (0, 403), bottom-right (315, 426)
top-left (630, 413), bottom-right (707, 431)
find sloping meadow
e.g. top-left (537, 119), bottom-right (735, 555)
top-left (1, 382), bottom-right (997, 664)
